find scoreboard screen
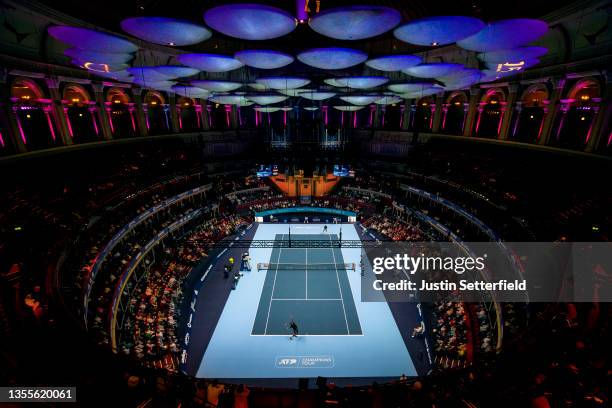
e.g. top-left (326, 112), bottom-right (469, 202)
top-left (256, 165), bottom-right (272, 177)
top-left (256, 164), bottom-right (279, 177)
top-left (333, 165), bottom-right (354, 177)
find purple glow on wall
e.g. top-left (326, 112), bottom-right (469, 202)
top-left (204, 3), bottom-right (296, 40)
top-left (297, 48), bottom-right (367, 69)
top-left (48, 25), bottom-right (138, 53)
top-left (121, 17), bottom-right (211, 46)
top-left (309, 6), bottom-right (401, 40)
top-left (394, 16), bottom-right (484, 46)
top-left (457, 19), bottom-right (548, 52)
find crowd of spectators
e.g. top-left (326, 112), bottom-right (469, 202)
top-left (361, 214), bottom-right (424, 241)
top-left (119, 215), bottom-right (248, 364)
top-left (431, 302), bottom-right (470, 363)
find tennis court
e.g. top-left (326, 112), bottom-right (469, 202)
top-left (252, 233), bottom-right (362, 336)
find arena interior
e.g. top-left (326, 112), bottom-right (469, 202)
top-left (0, 0), bottom-right (611, 407)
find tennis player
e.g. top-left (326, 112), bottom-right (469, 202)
top-left (289, 319), bottom-right (299, 340)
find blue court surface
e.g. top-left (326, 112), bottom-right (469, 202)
top-left (197, 224), bottom-right (416, 380)
top-left (252, 234), bottom-right (362, 336)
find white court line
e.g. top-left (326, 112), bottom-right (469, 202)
top-left (329, 234), bottom-right (350, 335)
top-left (264, 233), bottom-right (284, 335)
top-left (250, 334), bottom-right (364, 337)
top-left (271, 298), bottom-right (342, 301)
top-left (305, 246), bottom-right (308, 300)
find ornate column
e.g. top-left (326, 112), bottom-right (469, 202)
top-left (371, 104), bottom-right (379, 128)
top-left (441, 104), bottom-right (449, 131)
top-left (9, 104), bottom-right (28, 149)
top-left (0, 101), bottom-right (26, 152)
top-left (463, 87), bottom-right (481, 137)
top-left (497, 101), bottom-right (508, 138)
top-left (511, 101), bottom-right (523, 138)
top-left (128, 103), bottom-right (138, 134)
top-left (43, 105), bottom-right (58, 142)
top-left (92, 83), bottom-right (113, 140)
top-left (461, 103), bottom-right (469, 134)
top-left (224, 105), bottom-right (232, 128)
top-left (197, 99), bottom-right (209, 130)
top-left (88, 103), bottom-right (100, 137)
top-left (45, 77), bottom-right (72, 145)
top-left (167, 92), bottom-right (180, 133)
top-left (474, 102), bottom-right (486, 135)
top-left (206, 105), bottom-right (213, 129)
top-left (536, 100), bottom-right (549, 142)
top-left (163, 104), bottom-right (171, 131)
top-left (554, 99), bottom-right (573, 142)
top-left (538, 78), bottom-right (566, 145)
top-left (401, 99), bottom-right (412, 130)
top-left (132, 88), bottom-right (148, 137)
top-left (585, 75), bottom-right (612, 152)
top-left (499, 84), bottom-right (518, 140)
top-left (431, 92), bottom-right (444, 133)
top-left (230, 105), bottom-right (238, 129)
top-left (410, 103), bottom-right (417, 129)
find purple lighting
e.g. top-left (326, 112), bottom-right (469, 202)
top-left (297, 48), bottom-right (368, 70)
top-left (247, 95), bottom-right (288, 105)
top-left (170, 85), bottom-right (209, 98)
top-left (339, 95), bottom-right (381, 105)
top-left (457, 19), bottom-right (548, 52)
top-left (48, 26), bottom-right (138, 53)
top-left (403, 63), bottom-right (464, 78)
top-left (299, 91), bottom-right (337, 101)
top-left (394, 16), bottom-right (485, 46)
top-left (234, 50), bottom-right (294, 69)
top-left (153, 66), bottom-right (200, 79)
top-left (388, 82), bottom-right (439, 93)
top-left (477, 46), bottom-right (548, 63)
top-left (309, 6), bottom-right (401, 40)
top-left (333, 106), bottom-right (365, 111)
top-left (121, 17), bottom-right (211, 46)
top-left (256, 77), bottom-right (310, 90)
top-left (177, 54), bottom-right (244, 73)
top-left (128, 67), bottom-right (175, 82)
top-left (64, 49), bottom-right (133, 64)
top-left (365, 55), bottom-right (422, 72)
top-left (334, 77), bottom-right (389, 89)
top-left (191, 80), bottom-right (242, 92)
top-left (204, 3), bottom-right (297, 40)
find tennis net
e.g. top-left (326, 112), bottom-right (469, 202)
top-left (257, 262), bottom-right (355, 271)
